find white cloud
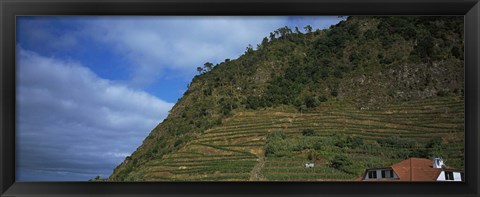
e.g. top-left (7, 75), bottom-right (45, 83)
top-left (83, 16), bottom-right (292, 86)
top-left (16, 48), bottom-right (175, 181)
top-left (18, 16), bottom-right (343, 89)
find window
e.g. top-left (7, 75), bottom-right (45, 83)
top-left (368, 171), bottom-right (377, 179)
top-left (382, 170), bottom-right (394, 178)
top-left (444, 171), bottom-right (454, 180)
top-left (460, 172), bottom-right (464, 181)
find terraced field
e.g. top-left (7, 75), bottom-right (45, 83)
top-left (137, 96), bottom-right (464, 181)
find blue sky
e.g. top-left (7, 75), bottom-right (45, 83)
top-left (16, 16), bottom-right (343, 181)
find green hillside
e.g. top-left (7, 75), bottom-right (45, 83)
top-left (112, 96), bottom-right (463, 181)
top-left (108, 16), bottom-right (464, 181)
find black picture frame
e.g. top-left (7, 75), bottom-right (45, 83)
top-left (1, 0), bottom-right (479, 196)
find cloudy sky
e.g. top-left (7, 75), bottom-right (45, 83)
top-left (16, 16), bottom-right (343, 181)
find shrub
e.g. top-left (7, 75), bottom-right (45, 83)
top-left (174, 139), bottom-right (183, 147)
top-left (267, 131), bottom-right (287, 141)
top-left (265, 131), bottom-right (292, 157)
top-left (409, 136), bottom-right (444, 158)
top-left (222, 107), bottom-right (231, 115)
top-left (437, 89), bottom-right (451, 97)
top-left (302, 129), bottom-right (315, 136)
top-left (307, 150), bottom-right (318, 161)
top-left (330, 154), bottom-right (354, 174)
top-left (393, 148), bottom-right (411, 159)
top-left (426, 136), bottom-right (443, 148)
top-left (313, 140), bottom-right (323, 151)
top-left (346, 136), bottom-right (364, 149)
top-left (330, 89), bottom-right (339, 97)
top-left (305, 97), bottom-right (321, 108)
top-left (410, 148), bottom-right (429, 158)
top-left (377, 136), bottom-right (417, 148)
top-left (265, 140), bottom-right (294, 157)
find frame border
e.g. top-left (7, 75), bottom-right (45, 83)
top-left (1, 0), bottom-right (479, 196)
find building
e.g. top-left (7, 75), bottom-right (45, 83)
top-left (305, 162), bottom-right (315, 168)
top-left (359, 157), bottom-right (464, 181)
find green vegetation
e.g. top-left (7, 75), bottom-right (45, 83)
top-left (109, 16), bottom-right (464, 181)
top-left (88, 176), bottom-right (108, 182)
top-left (109, 96), bottom-right (463, 181)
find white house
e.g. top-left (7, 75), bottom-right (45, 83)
top-left (359, 157), bottom-right (464, 181)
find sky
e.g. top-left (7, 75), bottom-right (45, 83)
top-left (16, 16), bottom-right (343, 181)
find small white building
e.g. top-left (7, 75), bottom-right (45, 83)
top-left (305, 162), bottom-right (315, 168)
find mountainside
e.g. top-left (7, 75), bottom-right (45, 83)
top-left (108, 16), bottom-right (464, 181)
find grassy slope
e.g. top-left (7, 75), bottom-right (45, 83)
top-left (129, 96), bottom-right (463, 181)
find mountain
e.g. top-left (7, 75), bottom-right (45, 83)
top-left (108, 16), bottom-right (464, 181)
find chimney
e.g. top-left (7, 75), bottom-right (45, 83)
top-left (432, 157), bottom-right (444, 169)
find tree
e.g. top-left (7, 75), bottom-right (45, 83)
top-left (269, 32), bottom-right (276, 40)
top-left (245, 44), bottom-right (254, 54)
top-left (197, 66), bottom-right (204, 74)
top-left (304, 25), bottom-right (313, 33)
top-left (274, 30), bottom-right (280, 37)
top-left (261, 37), bottom-right (269, 47)
top-left (414, 35), bottom-right (434, 61)
top-left (295, 26), bottom-right (301, 34)
top-left (276, 26), bottom-right (292, 39)
top-left (204, 62), bottom-right (214, 72)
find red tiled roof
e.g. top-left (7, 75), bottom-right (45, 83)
top-left (391, 158), bottom-right (442, 181)
top-left (359, 158), bottom-right (447, 181)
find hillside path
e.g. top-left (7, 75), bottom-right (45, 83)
top-left (249, 150), bottom-right (266, 181)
